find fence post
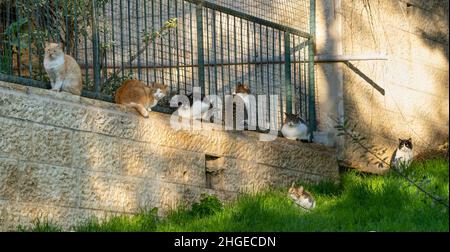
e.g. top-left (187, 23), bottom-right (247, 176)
top-left (308, 0), bottom-right (317, 137)
top-left (196, 0), bottom-right (205, 95)
top-left (91, 0), bottom-right (101, 96)
top-left (284, 32), bottom-right (292, 114)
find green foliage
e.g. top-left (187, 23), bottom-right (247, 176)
top-left (190, 194), bottom-right (223, 217)
top-left (17, 218), bottom-right (62, 232)
top-left (73, 207), bottom-right (159, 232)
top-left (20, 158), bottom-right (448, 232)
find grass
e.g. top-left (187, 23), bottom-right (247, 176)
top-left (22, 158), bottom-right (449, 232)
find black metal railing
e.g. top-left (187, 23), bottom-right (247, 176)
top-left (0, 0), bottom-right (316, 130)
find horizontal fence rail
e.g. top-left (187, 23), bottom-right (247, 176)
top-left (0, 0), bottom-right (316, 131)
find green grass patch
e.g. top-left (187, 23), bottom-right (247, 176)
top-left (21, 158), bottom-right (449, 232)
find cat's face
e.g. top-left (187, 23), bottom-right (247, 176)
top-left (45, 43), bottom-right (64, 59)
top-left (398, 138), bottom-right (413, 151)
top-left (152, 83), bottom-right (169, 100)
top-left (284, 113), bottom-right (304, 126)
top-left (235, 83), bottom-right (250, 95)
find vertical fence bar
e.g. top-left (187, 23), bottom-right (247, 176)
top-left (226, 14), bottom-right (231, 93)
top-left (196, 1), bottom-right (205, 95)
top-left (144, 0), bottom-right (149, 83)
top-left (151, 0), bottom-right (156, 82)
top-left (284, 31), bottom-right (292, 114)
top-left (292, 35), bottom-right (297, 114)
top-left (74, 0), bottom-right (79, 60)
top-left (168, 0), bottom-right (173, 90)
top-left (102, 2), bottom-right (107, 88)
top-left (182, 1), bottom-right (187, 92)
top-left (64, 0), bottom-right (69, 53)
top-left (308, 0), bottom-right (316, 134)
top-left (120, 0), bottom-right (124, 78)
top-left (233, 16), bottom-right (237, 83)
top-left (15, 0), bottom-right (21, 77)
top-left (159, 0), bottom-right (164, 82)
top-left (278, 31), bottom-right (283, 122)
top-left (175, 0), bottom-right (181, 92)
top-left (189, 3), bottom-right (194, 90)
top-left (27, 1), bottom-right (33, 77)
top-left (135, 0), bottom-right (141, 79)
top-left (212, 10), bottom-right (218, 94)
top-left (205, 9), bottom-right (210, 94)
top-left (91, 0), bottom-right (101, 95)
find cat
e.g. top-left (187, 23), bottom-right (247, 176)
top-left (390, 138), bottom-right (414, 170)
top-left (115, 79), bottom-right (168, 118)
top-left (232, 82), bottom-right (252, 129)
top-left (44, 42), bottom-right (83, 95)
top-left (281, 113), bottom-right (309, 141)
top-left (288, 182), bottom-right (316, 210)
top-left (175, 92), bottom-right (212, 121)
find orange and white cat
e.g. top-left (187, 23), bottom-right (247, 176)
top-left (44, 42), bottom-right (83, 95)
top-left (115, 79), bottom-right (169, 118)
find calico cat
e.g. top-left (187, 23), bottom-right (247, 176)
top-left (390, 138), bottom-right (414, 170)
top-left (44, 42), bottom-right (83, 95)
top-left (281, 113), bottom-right (309, 141)
top-left (115, 79), bottom-right (168, 118)
top-left (288, 182), bottom-right (316, 210)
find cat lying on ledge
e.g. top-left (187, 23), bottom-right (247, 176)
top-left (114, 79), bottom-right (169, 118)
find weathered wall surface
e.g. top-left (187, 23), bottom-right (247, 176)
top-left (315, 0), bottom-right (449, 173)
top-left (0, 81), bottom-right (338, 231)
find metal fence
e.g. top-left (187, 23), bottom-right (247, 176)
top-left (0, 0), bottom-right (316, 130)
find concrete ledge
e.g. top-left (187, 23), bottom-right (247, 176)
top-left (0, 81), bottom-right (339, 231)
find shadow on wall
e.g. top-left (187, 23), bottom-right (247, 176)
top-left (318, 0), bottom-right (449, 172)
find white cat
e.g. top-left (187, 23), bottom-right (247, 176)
top-left (176, 93), bottom-right (211, 121)
top-left (281, 113), bottom-right (309, 141)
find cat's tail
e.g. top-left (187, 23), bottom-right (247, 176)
top-left (127, 102), bottom-right (149, 118)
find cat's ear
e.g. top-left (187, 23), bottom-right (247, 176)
top-left (407, 138), bottom-right (412, 142)
top-left (298, 186), bottom-right (304, 193)
top-left (398, 138), bottom-right (402, 143)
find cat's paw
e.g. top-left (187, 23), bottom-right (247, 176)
top-left (51, 88), bottom-right (61, 92)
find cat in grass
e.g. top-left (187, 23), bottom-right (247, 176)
top-left (44, 42), bottom-right (83, 95)
top-left (390, 138), bottom-right (414, 170)
top-left (288, 182), bottom-right (316, 210)
top-left (115, 79), bottom-right (168, 118)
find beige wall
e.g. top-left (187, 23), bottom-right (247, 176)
top-left (315, 0), bottom-right (449, 173)
top-left (0, 81), bottom-right (338, 231)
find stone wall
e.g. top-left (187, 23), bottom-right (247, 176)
top-left (0, 81), bottom-right (339, 231)
top-left (315, 0), bottom-right (449, 173)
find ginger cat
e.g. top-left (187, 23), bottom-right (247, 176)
top-left (44, 42), bottom-right (83, 95)
top-left (115, 79), bottom-right (169, 118)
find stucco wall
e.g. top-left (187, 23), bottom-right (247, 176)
top-left (315, 0), bottom-right (449, 173)
top-left (0, 81), bottom-right (338, 231)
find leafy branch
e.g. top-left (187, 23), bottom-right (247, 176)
top-left (334, 118), bottom-right (449, 208)
top-left (102, 18), bottom-right (177, 87)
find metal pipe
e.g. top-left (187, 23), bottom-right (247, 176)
top-left (314, 53), bottom-right (389, 62)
